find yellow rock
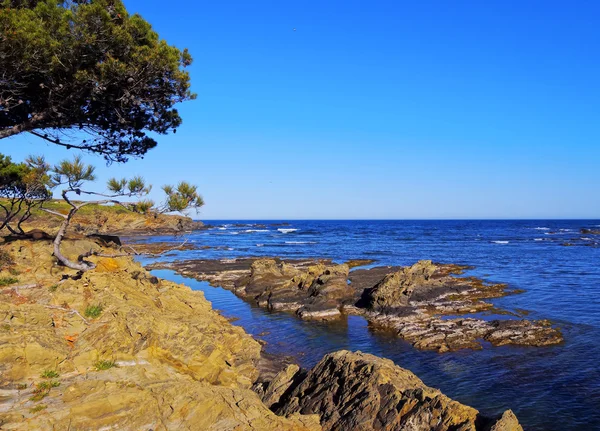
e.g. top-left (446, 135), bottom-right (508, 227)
top-left (0, 240), bottom-right (320, 431)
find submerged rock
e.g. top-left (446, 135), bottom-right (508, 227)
top-left (267, 350), bottom-right (523, 431)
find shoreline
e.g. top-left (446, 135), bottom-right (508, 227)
top-left (146, 255), bottom-right (563, 353)
top-left (0, 236), bottom-right (524, 430)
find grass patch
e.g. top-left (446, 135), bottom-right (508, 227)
top-left (29, 404), bottom-right (47, 413)
top-left (2, 324), bottom-right (10, 331)
top-left (41, 370), bottom-right (59, 379)
top-left (0, 277), bottom-right (18, 287)
top-left (36, 380), bottom-right (60, 390)
top-left (84, 305), bottom-right (103, 318)
top-left (48, 284), bottom-right (58, 293)
top-left (94, 360), bottom-right (117, 371)
top-left (16, 383), bottom-right (28, 390)
top-left (30, 381), bottom-right (59, 401)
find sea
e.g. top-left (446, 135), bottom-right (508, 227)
top-left (138, 220), bottom-right (600, 431)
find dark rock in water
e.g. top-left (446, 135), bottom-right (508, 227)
top-left (358, 260), bottom-right (437, 312)
top-left (242, 259), bottom-right (352, 320)
top-left (581, 228), bottom-right (600, 235)
top-left (345, 259), bottom-right (376, 268)
top-left (268, 350), bottom-right (523, 431)
top-left (148, 256), bottom-right (563, 352)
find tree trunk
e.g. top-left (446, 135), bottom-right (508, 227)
top-left (52, 201), bottom-right (96, 271)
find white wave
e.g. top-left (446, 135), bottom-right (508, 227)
top-left (256, 244), bottom-right (264, 247)
top-left (534, 238), bottom-right (544, 241)
top-left (217, 227), bottom-right (227, 230)
top-left (278, 228), bottom-right (298, 233)
top-left (534, 227), bottom-right (550, 230)
top-left (285, 241), bottom-right (316, 244)
top-left (582, 237), bottom-right (592, 241)
top-left (559, 228), bottom-right (573, 232)
top-left (230, 232), bottom-right (239, 235)
top-left (244, 229), bottom-right (270, 233)
top-left (492, 240), bottom-right (509, 244)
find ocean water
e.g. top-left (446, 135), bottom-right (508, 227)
top-left (140, 220), bottom-right (600, 431)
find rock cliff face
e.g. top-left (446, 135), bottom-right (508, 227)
top-left (263, 351), bottom-right (523, 431)
top-left (0, 239), bottom-right (318, 430)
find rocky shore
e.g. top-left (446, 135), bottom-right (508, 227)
top-left (0, 238), bottom-right (523, 430)
top-left (17, 201), bottom-right (205, 237)
top-left (149, 257), bottom-right (563, 352)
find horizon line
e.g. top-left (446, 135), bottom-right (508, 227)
top-left (197, 218), bottom-right (600, 221)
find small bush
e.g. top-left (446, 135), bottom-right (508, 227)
top-left (16, 383), bottom-right (28, 390)
top-left (30, 404), bottom-right (47, 413)
top-left (30, 381), bottom-right (59, 401)
top-left (0, 277), bottom-right (18, 287)
top-left (48, 284), bottom-right (58, 292)
top-left (36, 380), bottom-right (60, 390)
top-left (94, 360), bottom-right (117, 371)
top-left (84, 305), bottom-right (103, 318)
top-left (41, 370), bottom-right (59, 379)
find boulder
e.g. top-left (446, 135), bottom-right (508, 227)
top-left (272, 350), bottom-right (522, 431)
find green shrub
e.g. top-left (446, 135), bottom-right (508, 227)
top-left (30, 404), bottom-right (47, 413)
top-left (0, 277), bottom-right (18, 286)
top-left (48, 284), bottom-right (58, 293)
top-left (84, 305), bottom-right (103, 318)
top-left (30, 381), bottom-right (59, 401)
top-left (94, 360), bottom-right (117, 371)
top-left (41, 370), bottom-right (59, 379)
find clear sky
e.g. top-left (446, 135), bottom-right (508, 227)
top-left (2, 0), bottom-right (599, 219)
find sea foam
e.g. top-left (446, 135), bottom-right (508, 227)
top-left (278, 228), bottom-right (298, 234)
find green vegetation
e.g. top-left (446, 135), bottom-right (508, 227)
top-left (0, 154), bottom-right (51, 235)
top-left (44, 155), bottom-right (204, 271)
top-left (41, 370), bottom-right (59, 379)
top-left (0, 0), bottom-right (194, 162)
top-left (94, 360), bottom-right (117, 371)
top-left (48, 284), bottom-right (58, 293)
top-left (16, 383), bottom-right (27, 390)
top-left (29, 404), bottom-right (47, 413)
top-left (84, 305), bottom-right (103, 319)
top-left (0, 276), bottom-right (18, 286)
top-left (30, 380), bottom-right (60, 401)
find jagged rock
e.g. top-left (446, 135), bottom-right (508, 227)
top-left (359, 260), bottom-right (438, 312)
top-left (240, 259), bottom-right (351, 320)
top-left (487, 410), bottom-right (523, 431)
top-left (0, 240), bottom-right (320, 431)
top-left (272, 350), bottom-right (522, 431)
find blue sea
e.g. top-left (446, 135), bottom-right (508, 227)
top-left (139, 220), bottom-right (600, 431)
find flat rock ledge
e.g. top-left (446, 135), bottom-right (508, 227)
top-left (149, 257), bottom-right (563, 352)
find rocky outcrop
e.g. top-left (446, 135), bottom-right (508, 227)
top-left (0, 239), bottom-right (319, 430)
top-left (15, 202), bottom-right (204, 237)
top-left (150, 258), bottom-right (562, 352)
top-left (238, 259), bottom-right (353, 320)
top-left (359, 260), bottom-right (437, 313)
top-left (262, 350), bottom-right (523, 431)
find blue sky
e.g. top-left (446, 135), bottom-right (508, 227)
top-left (3, 0), bottom-right (599, 219)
